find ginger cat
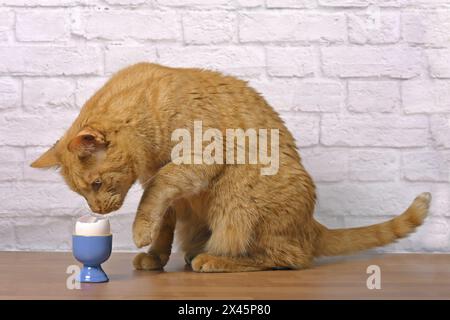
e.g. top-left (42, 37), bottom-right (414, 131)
top-left (31, 63), bottom-right (431, 272)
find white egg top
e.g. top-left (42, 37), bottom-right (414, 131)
top-left (75, 214), bottom-right (111, 236)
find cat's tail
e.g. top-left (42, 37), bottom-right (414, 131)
top-left (314, 192), bottom-right (431, 257)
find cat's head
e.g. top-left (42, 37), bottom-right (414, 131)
top-left (31, 127), bottom-right (137, 214)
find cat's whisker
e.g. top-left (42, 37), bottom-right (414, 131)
top-left (141, 174), bottom-right (157, 188)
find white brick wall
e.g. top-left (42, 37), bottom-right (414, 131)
top-left (0, 0), bottom-right (449, 253)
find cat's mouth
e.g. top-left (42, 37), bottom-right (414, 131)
top-left (91, 207), bottom-right (116, 215)
top-left (89, 201), bottom-right (123, 215)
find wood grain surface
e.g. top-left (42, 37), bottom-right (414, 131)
top-left (0, 252), bottom-right (449, 299)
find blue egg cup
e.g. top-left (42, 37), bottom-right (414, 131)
top-left (72, 234), bottom-right (112, 283)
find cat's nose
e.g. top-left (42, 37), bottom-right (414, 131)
top-left (91, 200), bottom-right (104, 213)
top-left (89, 203), bottom-right (103, 214)
top-left (91, 207), bottom-right (102, 214)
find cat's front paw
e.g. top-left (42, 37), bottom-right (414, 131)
top-left (133, 251), bottom-right (169, 270)
top-left (132, 220), bottom-right (156, 248)
top-left (184, 251), bottom-right (201, 266)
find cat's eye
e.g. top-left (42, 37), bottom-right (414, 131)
top-left (91, 179), bottom-right (102, 192)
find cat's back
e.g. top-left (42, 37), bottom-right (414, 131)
top-left (160, 66), bottom-right (283, 128)
top-left (100, 63), bottom-right (265, 112)
top-left (85, 62), bottom-right (288, 133)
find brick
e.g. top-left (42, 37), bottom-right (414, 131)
top-left (16, 10), bottom-right (69, 41)
top-left (0, 182), bottom-right (84, 216)
top-left (430, 115), bottom-right (450, 149)
top-left (0, 0), bottom-right (86, 5)
top-left (236, 0), bottom-right (263, 7)
top-left (250, 79), bottom-right (344, 112)
top-left (239, 12), bottom-right (346, 43)
top-left (0, 220), bottom-right (15, 250)
top-left (104, 0), bottom-right (146, 4)
top-left (348, 81), bottom-right (399, 112)
top-left (428, 184), bottom-right (450, 217)
top-left (75, 77), bottom-right (108, 108)
top-left (154, 0), bottom-right (232, 8)
top-left (321, 46), bottom-right (424, 79)
top-left (0, 111), bottom-right (77, 146)
top-left (23, 78), bottom-right (75, 111)
top-left (73, 10), bottom-right (181, 41)
top-left (405, 217), bottom-right (450, 252)
top-left (427, 49), bottom-right (450, 78)
top-left (293, 81), bottom-right (344, 112)
top-left (280, 113), bottom-right (320, 147)
top-left (0, 162), bottom-right (23, 181)
top-left (321, 114), bottom-right (429, 147)
top-left (105, 46), bottom-right (157, 74)
top-left (266, 0), bottom-right (316, 8)
top-left (110, 213), bottom-right (135, 251)
top-left (266, 47), bottom-right (315, 77)
top-left (402, 151), bottom-right (450, 182)
top-left (403, 80), bottom-right (450, 114)
top-left (158, 46), bottom-right (265, 77)
top-left (318, 0), bottom-right (369, 6)
top-left (0, 146), bottom-right (23, 162)
top-left (0, 77), bottom-right (21, 110)
top-left (301, 147), bottom-right (348, 182)
top-left (0, 46), bottom-right (102, 75)
top-left (404, 0), bottom-right (450, 4)
top-left (0, 147), bottom-right (24, 181)
top-left (182, 11), bottom-right (236, 45)
top-left (402, 10), bottom-right (450, 47)
top-left (0, 10), bottom-right (13, 41)
top-left (15, 217), bottom-right (73, 250)
top-left (249, 79), bottom-right (293, 112)
top-left (315, 182), bottom-right (429, 217)
top-left (348, 11), bottom-right (400, 44)
top-left (319, 0), bottom-right (401, 6)
top-left (349, 149), bottom-right (398, 181)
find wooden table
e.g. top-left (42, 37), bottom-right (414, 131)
top-left (0, 252), bottom-right (449, 299)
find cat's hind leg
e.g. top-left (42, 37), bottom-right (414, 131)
top-left (191, 253), bottom-right (269, 272)
top-left (191, 241), bottom-right (313, 273)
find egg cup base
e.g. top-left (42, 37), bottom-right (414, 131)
top-left (78, 265), bottom-right (109, 283)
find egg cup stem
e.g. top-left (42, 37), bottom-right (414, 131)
top-left (78, 264), bottom-right (109, 283)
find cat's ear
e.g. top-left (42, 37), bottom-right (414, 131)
top-left (30, 145), bottom-right (60, 168)
top-left (68, 127), bottom-right (106, 157)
